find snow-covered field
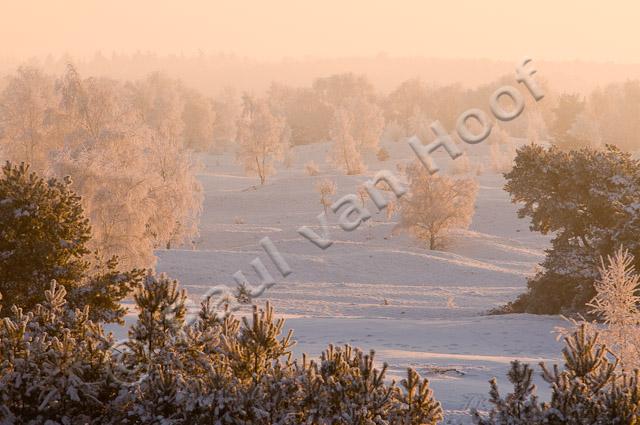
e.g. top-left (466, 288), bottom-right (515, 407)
top-left (112, 139), bottom-right (565, 423)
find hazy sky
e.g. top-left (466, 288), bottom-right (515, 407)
top-left (2, 0), bottom-right (638, 63)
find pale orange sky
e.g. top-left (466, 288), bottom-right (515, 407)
top-left (1, 0), bottom-right (639, 63)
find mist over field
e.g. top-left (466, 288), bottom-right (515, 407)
top-left (1, 2), bottom-right (640, 424)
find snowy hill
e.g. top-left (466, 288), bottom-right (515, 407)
top-left (114, 138), bottom-right (564, 423)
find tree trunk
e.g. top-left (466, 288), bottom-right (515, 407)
top-left (256, 156), bottom-right (265, 185)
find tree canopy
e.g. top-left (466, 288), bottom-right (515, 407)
top-left (503, 144), bottom-right (640, 314)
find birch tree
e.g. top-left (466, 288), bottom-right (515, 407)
top-left (0, 66), bottom-right (59, 172)
top-left (0, 66), bottom-right (204, 268)
top-left (328, 106), bottom-right (363, 175)
top-left (236, 95), bottom-right (289, 185)
top-left (399, 162), bottom-right (478, 250)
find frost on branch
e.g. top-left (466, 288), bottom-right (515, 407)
top-left (475, 325), bottom-right (640, 424)
top-left (0, 66), bottom-right (204, 269)
top-left (0, 274), bottom-right (444, 424)
top-left (235, 94), bottom-right (290, 185)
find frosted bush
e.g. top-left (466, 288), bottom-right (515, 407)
top-left (317, 178), bottom-right (337, 214)
top-left (377, 147), bottom-right (391, 161)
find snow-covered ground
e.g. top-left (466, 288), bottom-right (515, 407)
top-left (111, 138), bottom-right (565, 423)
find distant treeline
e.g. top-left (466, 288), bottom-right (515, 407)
top-left (3, 53), bottom-right (640, 96)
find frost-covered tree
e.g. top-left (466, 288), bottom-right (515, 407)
top-left (357, 184), bottom-right (370, 207)
top-left (298, 345), bottom-right (443, 424)
top-left (312, 74), bottom-right (384, 175)
top-left (0, 269), bottom-right (444, 424)
top-left (222, 303), bottom-right (294, 382)
top-left (569, 108), bottom-right (603, 148)
top-left (128, 72), bottom-right (185, 146)
top-left (236, 95), bottom-right (290, 185)
top-left (474, 326), bottom-right (640, 425)
top-left (382, 120), bottom-right (405, 143)
top-left (377, 147), bottom-right (391, 161)
top-left (406, 106), bottom-right (432, 143)
top-left (0, 162), bottom-right (89, 310)
top-left (383, 79), bottom-right (434, 134)
top-left (0, 162), bottom-right (139, 322)
top-left (399, 162), bottom-right (478, 250)
top-left (347, 96), bottom-right (385, 153)
top-left (305, 160), bottom-right (319, 176)
top-left (317, 178), bottom-right (337, 214)
top-left (450, 153), bottom-right (473, 175)
top-left (523, 100), bottom-right (548, 145)
top-left (488, 125), bottom-right (516, 173)
top-left (587, 248), bottom-right (640, 372)
top-left (182, 89), bottom-right (215, 151)
top-left (54, 67), bottom-right (202, 267)
top-left (327, 96), bottom-right (384, 175)
top-left (116, 274), bottom-right (443, 424)
top-left (0, 66), bottom-right (203, 268)
top-left (503, 144), bottom-right (640, 314)
top-left (0, 281), bottom-right (119, 423)
top-left (313, 73), bottom-right (376, 108)
top-left (128, 273), bottom-right (187, 359)
top-left (383, 79), bottom-right (467, 135)
top-left (146, 136), bottom-right (203, 251)
top-left (588, 80), bottom-right (640, 151)
top-left (268, 83), bottom-right (333, 145)
top-left (0, 66), bottom-right (59, 172)
top-left (549, 93), bottom-right (588, 150)
top-left (328, 106), bottom-right (362, 174)
top-left (211, 87), bottom-right (240, 152)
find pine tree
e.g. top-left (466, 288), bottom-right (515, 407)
top-left (503, 144), bottom-right (640, 314)
top-left (475, 325), bottom-right (640, 424)
top-left (392, 368), bottom-right (444, 424)
top-left (0, 162), bottom-right (140, 322)
top-left (587, 247), bottom-right (640, 372)
top-left (474, 361), bottom-right (542, 425)
top-left (127, 272), bottom-right (187, 361)
top-left (0, 162), bottom-right (90, 310)
top-left (222, 302), bottom-right (294, 382)
top-left (0, 281), bottom-right (117, 423)
top-left (1, 272), bottom-right (445, 424)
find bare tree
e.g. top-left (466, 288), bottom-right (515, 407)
top-left (399, 162), bottom-right (478, 250)
top-left (236, 95), bottom-right (289, 185)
